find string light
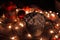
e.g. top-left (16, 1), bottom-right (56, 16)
top-left (45, 11), bottom-right (48, 14)
top-left (14, 19), bottom-right (17, 22)
top-left (19, 22), bottom-right (24, 27)
top-left (49, 30), bottom-right (54, 34)
top-left (10, 36), bottom-right (18, 40)
top-left (15, 27), bottom-right (19, 30)
top-left (39, 11), bottom-right (43, 14)
top-left (25, 11), bottom-right (29, 14)
top-left (11, 36), bottom-right (15, 40)
top-left (35, 10), bottom-right (38, 12)
top-left (57, 13), bottom-right (59, 15)
top-left (59, 30), bottom-right (60, 33)
top-left (10, 35), bottom-right (19, 40)
top-left (51, 14), bottom-right (55, 18)
top-left (49, 11), bottom-right (52, 13)
top-left (56, 24), bottom-right (59, 27)
top-left (47, 13), bottom-right (50, 18)
top-left (55, 23), bottom-right (60, 29)
top-left (54, 35), bottom-right (59, 39)
top-left (0, 21), bottom-right (2, 24)
top-left (39, 37), bottom-right (48, 40)
top-left (2, 14), bottom-right (5, 18)
top-left (16, 9), bottom-right (19, 13)
top-left (40, 38), bottom-right (43, 40)
top-left (27, 33), bottom-right (32, 38)
top-left (8, 25), bottom-right (12, 29)
top-left (0, 7), bottom-right (60, 40)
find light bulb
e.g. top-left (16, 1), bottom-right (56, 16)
top-left (8, 25), bottom-right (12, 29)
top-left (15, 27), bottom-right (19, 30)
top-left (47, 14), bottom-right (50, 18)
top-left (40, 38), bottom-right (43, 40)
top-left (55, 35), bottom-right (58, 38)
top-left (51, 14), bottom-right (55, 18)
top-left (27, 33), bottom-right (32, 38)
top-left (25, 11), bottom-right (29, 14)
top-left (49, 11), bottom-right (52, 13)
top-left (0, 21), bottom-right (2, 24)
top-left (50, 30), bottom-right (54, 34)
top-left (19, 22), bottom-right (24, 27)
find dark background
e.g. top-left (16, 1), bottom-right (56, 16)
top-left (0, 0), bottom-right (55, 10)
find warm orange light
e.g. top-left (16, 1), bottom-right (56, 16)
top-left (50, 30), bottom-right (54, 34)
top-left (10, 36), bottom-right (19, 40)
top-left (19, 22), bottom-right (24, 27)
top-left (39, 11), bottom-right (43, 14)
top-left (25, 11), bottom-right (29, 14)
top-left (11, 36), bottom-right (15, 40)
top-left (2, 14), bottom-right (5, 18)
top-left (47, 14), bottom-right (50, 18)
top-left (15, 27), bottom-right (19, 30)
top-left (59, 30), bottom-right (60, 33)
top-left (27, 33), bottom-right (32, 38)
top-left (23, 6), bottom-right (30, 14)
top-left (14, 19), bottom-right (17, 22)
top-left (56, 24), bottom-right (59, 27)
top-left (45, 12), bottom-right (48, 14)
top-left (10, 36), bottom-right (18, 40)
top-left (54, 35), bottom-right (59, 38)
top-left (0, 21), bottom-right (2, 24)
top-left (49, 11), bottom-right (52, 13)
top-left (16, 9), bottom-right (19, 12)
top-left (57, 13), bottom-right (59, 15)
top-left (8, 25), bottom-right (12, 29)
top-left (51, 14), bottom-right (55, 18)
top-left (55, 23), bottom-right (60, 29)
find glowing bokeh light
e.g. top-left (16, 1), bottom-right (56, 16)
top-left (8, 25), bottom-right (12, 29)
top-left (50, 30), bottom-right (54, 34)
top-left (55, 35), bottom-right (59, 38)
top-left (27, 33), bottom-right (32, 38)
top-left (15, 27), bottom-right (19, 30)
top-left (0, 21), bottom-right (2, 24)
top-left (19, 22), bottom-right (24, 27)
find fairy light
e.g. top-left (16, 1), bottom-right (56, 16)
top-left (57, 13), bottom-right (59, 15)
top-left (39, 37), bottom-right (48, 40)
top-left (16, 9), bottom-right (19, 13)
top-left (45, 11), bottom-right (48, 14)
top-left (0, 8), bottom-right (59, 40)
top-left (25, 11), bottom-right (29, 14)
top-left (11, 37), bottom-right (15, 40)
top-left (8, 25), bottom-right (12, 29)
top-left (56, 24), bottom-right (59, 27)
top-left (35, 10), bottom-right (38, 12)
top-left (2, 14), bottom-right (5, 18)
top-left (47, 13), bottom-right (50, 18)
top-left (50, 30), bottom-right (54, 34)
top-left (55, 23), bottom-right (60, 29)
top-left (10, 36), bottom-right (18, 40)
top-left (19, 22), bottom-right (24, 27)
top-left (0, 21), bottom-right (2, 24)
top-left (51, 14), bottom-right (55, 18)
top-left (15, 27), bottom-right (19, 30)
top-left (54, 35), bottom-right (59, 38)
top-left (10, 36), bottom-right (19, 40)
top-left (14, 19), bottom-right (17, 22)
top-left (49, 11), bottom-right (52, 13)
top-left (39, 11), bottom-right (43, 14)
top-left (59, 30), bottom-right (60, 33)
top-left (27, 33), bottom-right (32, 38)
top-left (40, 38), bottom-right (43, 40)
